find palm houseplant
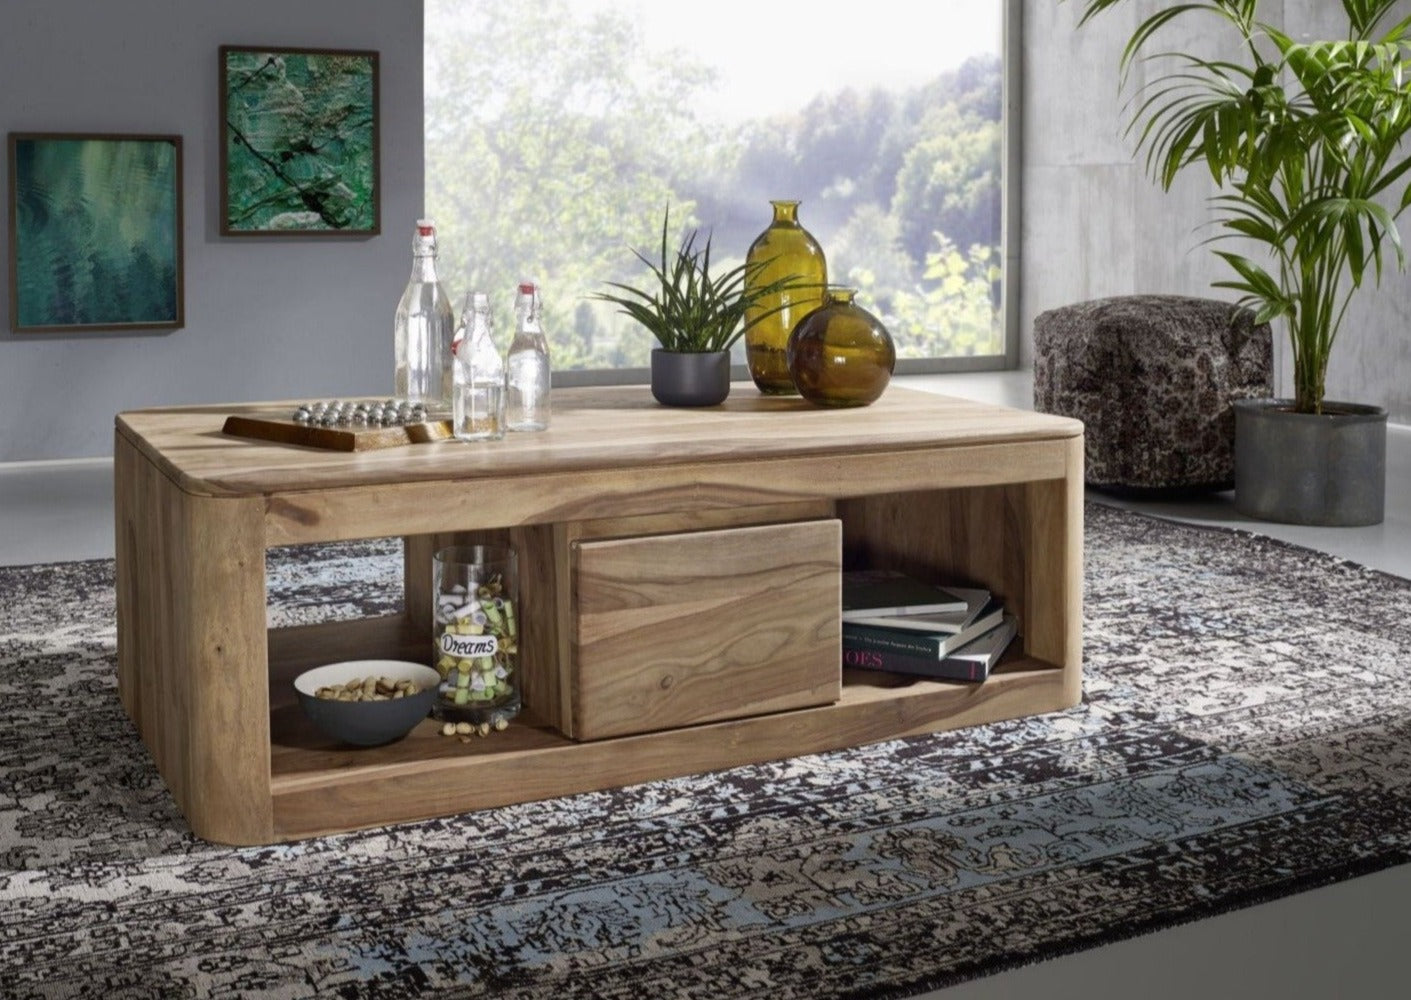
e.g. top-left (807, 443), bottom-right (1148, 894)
top-left (594, 208), bottom-right (809, 406)
top-left (1077, 0), bottom-right (1411, 525)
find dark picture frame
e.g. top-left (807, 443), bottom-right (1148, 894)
top-left (7, 132), bottom-right (184, 333)
top-left (219, 45), bottom-right (380, 236)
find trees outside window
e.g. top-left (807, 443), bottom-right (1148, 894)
top-left (426, 0), bottom-right (1011, 372)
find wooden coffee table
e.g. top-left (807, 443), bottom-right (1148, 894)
top-left (114, 385), bottom-right (1084, 845)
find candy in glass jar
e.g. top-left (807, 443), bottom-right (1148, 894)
top-left (431, 545), bottom-right (521, 727)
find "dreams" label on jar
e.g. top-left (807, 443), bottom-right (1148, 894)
top-left (439, 632), bottom-right (499, 658)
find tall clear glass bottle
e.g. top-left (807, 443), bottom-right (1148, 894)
top-left (452, 292), bottom-right (506, 441)
top-left (744, 200), bottom-right (828, 395)
top-left (505, 281), bottom-right (551, 432)
top-left (393, 219), bottom-right (455, 407)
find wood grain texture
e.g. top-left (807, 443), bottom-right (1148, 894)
top-left (114, 432), bottom-right (157, 735)
top-left (174, 490), bottom-right (273, 844)
top-left (114, 434), bottom-right (273, 845)
top-left (569, 520), bottom-right (842, 740)
top-left (508, 523), bottom-right (563, 729)
top-left (837, 486), bottom-right (1027, 608)
top-left (259, 440), bottom-right (1070, 547)
top-left (402, 534), bottom-right (437, 633)
top-left (835, 451), bottom-right (1084, 709)
top-left (268, 658), bottom-right (1067, 840)
top-left (114, 433), bottom-right (141, 728)
top-left (116, 387), bottom-right (1085, 845)
top-left (222, 413), bottom-right (454, 451)
top-left (116, 386), bottom-right (1082, 502)
top-left (1026, 435), bottom-right (1085, 705)
top-left (522, 502), bottom-right (838, 735)
top-left (568, 500), bottom-right (836, 544)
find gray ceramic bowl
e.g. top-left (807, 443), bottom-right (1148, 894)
top-left (294, 660), bottom-right (440, 747)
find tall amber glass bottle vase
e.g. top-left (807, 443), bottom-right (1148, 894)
top-left (744, 200), bottom-right (827, 395)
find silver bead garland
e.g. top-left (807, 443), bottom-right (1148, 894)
top-left (291, 398), bottom-right (430, 428)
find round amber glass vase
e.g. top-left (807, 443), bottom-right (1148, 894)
top-left (786, 287), bottom-right (896, 407)
top-left (744, 200), bottom-right (827, 395)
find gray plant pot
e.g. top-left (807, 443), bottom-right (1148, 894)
top-left (1233, 398), bottom-right (1387, 526)
top-left (650, 349), bottom-right (731, 407)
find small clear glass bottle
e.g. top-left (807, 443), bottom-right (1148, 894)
top-left (393, 219), bottom-right (455, 408)
top-left (452, 292), bottom-right (506, 441)
top-left (505, 281), bottom-right (551, 432)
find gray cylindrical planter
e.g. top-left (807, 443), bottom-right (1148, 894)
top-left (650, 349), bottom-right (731, 407)
top-left (1233, 398), bottom-right (1387, 526)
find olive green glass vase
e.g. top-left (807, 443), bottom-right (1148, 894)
top-left (744, 200), bottom-right (827, 395)
top-left (786, 287), bottom-right (895, 407)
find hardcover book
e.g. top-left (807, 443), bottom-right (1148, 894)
top-left (842, 597), bottom-right (1006, 658)
top-left (841, 570), bottom-right (969, 621)
top-left (843, 614), bottom-right (1019, 682)
top-left (841, 585), bottom-right (991, 633)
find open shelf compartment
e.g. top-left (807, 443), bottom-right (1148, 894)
top-left (266, 612), bottom-right (1068, 841)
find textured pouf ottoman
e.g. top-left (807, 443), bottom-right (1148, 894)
top-left (1033, 295), bottom-right (1273, 493)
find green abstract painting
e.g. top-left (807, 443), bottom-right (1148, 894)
top-left (8, 134), bottom-right (183, 332)
top-left (221, 47), bottom-right (379, 235)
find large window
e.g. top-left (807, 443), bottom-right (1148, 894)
top-left (426, 0), bottom-right (1016, 376)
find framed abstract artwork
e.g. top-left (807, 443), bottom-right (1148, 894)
top-left (220, 45), bottom-right (380, 236)
top-left (7, 133), bottom-right (184, 333)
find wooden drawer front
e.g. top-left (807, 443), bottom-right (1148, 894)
top-left (571, 519), bottom-right (842, 740)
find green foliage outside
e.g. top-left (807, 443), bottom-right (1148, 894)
top-left (426, 0), bottom-right (1005, 367)
top-left (224, 50), bottom-right (377, 232)
top-left (879, 239), bottom-right (1002, 360)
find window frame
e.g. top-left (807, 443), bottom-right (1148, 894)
top-left (552, 0), bottom-right (1021, 388)
top-left (426, 0), bottom-right (1022, 387)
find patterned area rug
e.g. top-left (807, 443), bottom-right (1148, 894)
top-left (2, 503), bottom-right (1411, 999)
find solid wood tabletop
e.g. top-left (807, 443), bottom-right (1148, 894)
top-left (115, 384), bottom-right (1082, 498)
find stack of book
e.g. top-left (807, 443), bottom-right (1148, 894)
top-left (840, 569), bottom-right (1018, 682)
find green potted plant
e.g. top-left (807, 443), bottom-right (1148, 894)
top-left (1076, 0), bottom-right (1411, 525)
top-left (593, 207), bottom-right (808, 406)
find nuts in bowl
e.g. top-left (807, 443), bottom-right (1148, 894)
top-left (293, 660), bottom-right (440, 747)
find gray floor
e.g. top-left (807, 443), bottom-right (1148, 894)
top-left (3, 373), bottom-right (1409, 998)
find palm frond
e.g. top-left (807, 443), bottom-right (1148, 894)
top-left (1073, 0), bottom-right (1411, 412)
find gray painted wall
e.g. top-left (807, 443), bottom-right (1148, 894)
top-left (1022, 0), bottom-right (1411, 425)
top-left (0, 0), bottom-right (423, 462)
